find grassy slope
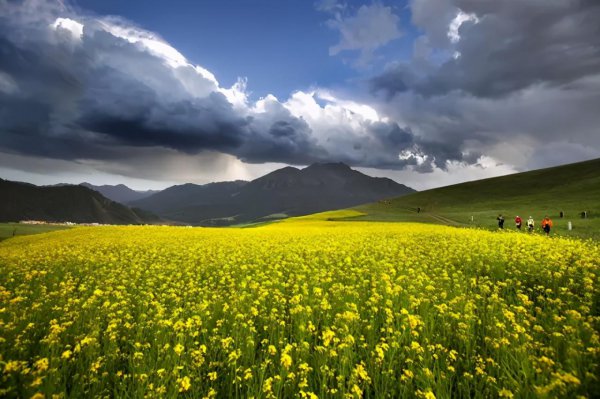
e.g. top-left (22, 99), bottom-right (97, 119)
top-left (0, 223), bottom-right (72, 242)
top-left (341, 158), bottom-right (600, 239)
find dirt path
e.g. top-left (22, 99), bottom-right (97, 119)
top-left (426, 213), bottom-right (463, 226)
top-left (405, 208), bottom-right (463, 226)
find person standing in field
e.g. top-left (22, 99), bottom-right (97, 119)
top-left (515, 215), bottom-right (522, 230)
top-left (527, 216), bottom-right (535, 232)
top-left (541, 216), bottom-right (553, 236)
top-left (497, 214), bottom-right (505, 229)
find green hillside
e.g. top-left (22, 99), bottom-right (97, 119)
top-left (344, 158), bottom-right (600, 239)
top-left (0, 223), bottom-right (72, 242)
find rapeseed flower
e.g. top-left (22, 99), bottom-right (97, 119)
top-left (177, 376), bottom-right (191, 392)
top-left (0, 217), bottom-right (597, 398)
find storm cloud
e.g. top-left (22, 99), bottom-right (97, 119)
top-left (372, 0), bottom-right (600, 98)
top-left (1, 0), bottom-right (597, 188)
top-left (0, 0), bottom-right (467, 174)
top-left (368, 0), bottom-right (600, 172)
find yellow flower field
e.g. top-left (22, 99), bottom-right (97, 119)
top-left (1, 213), bottom-right (599, 398)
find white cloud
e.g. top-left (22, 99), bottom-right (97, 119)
top-left (399, 146), bottom-right (428, 166)
top-left (316, 0), bottom-right (345, 13)
top-left (284, 90), bottom-right (383, 126)
top-left (252, 94), bottom-right (280, 114)
top-left (99, 18), bottom-right (187, 68)
top-left (50, 17), bottom-right (84, 40)
top-left (220, 78), bottom-right (250, 111)
top-left (315, 89), bottom-right (382, 121)
top-left (325, 3), bottom-right (402, 66)
top-left (283, 90), bottom-right (386, 147)
top-left (447, 10), bottom-right (478, 43)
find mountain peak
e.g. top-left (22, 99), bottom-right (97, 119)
top-left (79, 182), bottom-right (159, 204)
top-left (256, 166), bottom-right (301, 180)
top-left (304, 162), bottom-right (351, 171)
top-left (277, 166), bottom-right (302, 173)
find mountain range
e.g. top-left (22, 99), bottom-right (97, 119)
top-left (0, 163), bottom-right (415, 225)
top-left (130, 162), bottom-right (415, 225)
top-left (80, 183), bottom-right (159, 203)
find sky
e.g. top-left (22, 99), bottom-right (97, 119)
top-left (0, 0), bottom-right (599, 190)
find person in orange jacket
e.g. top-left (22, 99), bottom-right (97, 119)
top-left (541, 216), bottom-right (553, 235)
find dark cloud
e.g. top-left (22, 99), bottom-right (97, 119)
top-left (8, 0), bottom-right (592, 182)
top-left (268, 121), bottom-right (298, 138)
top-left (0, 1), bottom-right (452, 172)
top-left (0, 15), bottom-right (250, 156)
top-left (336, 121), bottom-right (474, 171)
top-left (77, 92), bottom-right (248, 153)
top-left (372, 0), bottom-right (600, 98)
top-left (369, 64), bottom-right (413, 99)
top-left (238, 116), bottom-right (326, 165)
top-left (372, 121), bottom-right (413, 146)
top-left (365, 0), bottom-right (600, 176)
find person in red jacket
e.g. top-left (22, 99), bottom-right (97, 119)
top-left (541, 216), bottom-right (553, 235)
top-left (515, 215), bottom-right (522, 230)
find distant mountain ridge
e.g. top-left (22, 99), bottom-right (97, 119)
top-left (80, 183), bottom-right (159, 203)
top-left (130, 181), bottom-right (248, 215)
top-left (0, 179), bottom-right (159, 224)
top-left (131, 162), bottom-right (415, 225)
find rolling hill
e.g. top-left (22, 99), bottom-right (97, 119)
top-left (0, 179), bottom-right (160, 224)
top-left (131, 162), bottom-right (415, 225)
top-left (342, 158), bottom-right (600, 238)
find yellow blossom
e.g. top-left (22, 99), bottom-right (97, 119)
top-left (177, 376), bottom-right (191, 392)
top-left (174, 344), bottom-right (184, 356)
top-left (281, 353), bottom-right (293, 369)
